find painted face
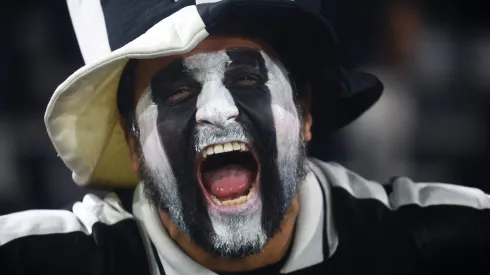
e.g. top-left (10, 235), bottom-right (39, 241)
top-left (133, 47), bottom-right (307, 257)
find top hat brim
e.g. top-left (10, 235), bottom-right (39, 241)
top-left (45, 0), bottom-right (383, 189)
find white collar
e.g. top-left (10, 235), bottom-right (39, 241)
top-left (132, 169), bottom-right (324, 275)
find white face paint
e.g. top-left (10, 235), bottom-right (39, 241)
top-left (261, 53), bottom-right (304, 205)
top-left (185, 51), bottom-right (239, 128)
top-left (185, 52), bottom-right (249, 153)
top-left (135, 47), bottom-right (306, 257)
top-left (135, 88), bottom-right (187, 232)
top-left (185, 51), bottom-right (267, 253)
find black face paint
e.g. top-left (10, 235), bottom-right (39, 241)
top-left (135, 47), bottom-right (307, 258)
top-left (225, 48), bottom-right (287, 236)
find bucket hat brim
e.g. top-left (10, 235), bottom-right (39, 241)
top-left (45, 1), bottom-right (382, 189)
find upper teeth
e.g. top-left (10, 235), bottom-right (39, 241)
top-left (202, 141), bottom-right (248, 158)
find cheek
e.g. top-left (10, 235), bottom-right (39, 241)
top-left (155, 100), bottom-right (198, 169)
top-left (136, 95), bottom-right (176, 181)
top-left (141, 125), bottom-right (170, 170)
top-left (139, 118), bottom-right (177, 183)
top-left (271, 104), bottom-right (301, 147)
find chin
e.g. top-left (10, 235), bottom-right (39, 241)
top-left (138, 121), bottom-right (306, 258)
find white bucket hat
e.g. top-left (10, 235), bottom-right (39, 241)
top-left (45, 0), bottom-right (383, 189)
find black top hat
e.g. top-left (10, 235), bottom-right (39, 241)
top-left (44, 0), bottom-right (383, 188)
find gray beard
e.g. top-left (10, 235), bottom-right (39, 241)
top-left (138, 122), bottom-right (308, 258)
top-left (195, 123), bottom-right (269, 256)
top-left (139, 157), bottom-right (189, 235)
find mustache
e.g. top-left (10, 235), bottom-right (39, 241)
top-left (194, 122), bottom-right (249, 152)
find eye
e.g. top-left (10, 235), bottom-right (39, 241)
top-left (167, 87), bottom-right (193, 102)
top-left (236, 74), bottom-right (258, 86)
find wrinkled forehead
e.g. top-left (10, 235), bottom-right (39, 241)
top-left (132, 37), bottom-right (283, 101)
top-left (163, 47), bottom-right (270, 83)
top-left (184, 47), bottom-right (263, 73)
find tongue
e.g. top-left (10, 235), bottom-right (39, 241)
top-left (203, 165), bottom-right (254, 200)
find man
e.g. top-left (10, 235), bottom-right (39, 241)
top-left (1, 0), bottom-right (489, 274)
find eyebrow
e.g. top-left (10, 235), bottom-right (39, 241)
top-left (225, 47), bottom-right (263, 68)
top-left (149, 59), bottom-right (197, 98)
top-left (150, 59), bottom-right (190, 85)
top-left (151, 47), bottom-right (265, 83)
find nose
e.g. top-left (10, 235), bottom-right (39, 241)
top-left (196, 79), bottom-right (240, 127)
top-left (196, 100), bottom-right (239, 127)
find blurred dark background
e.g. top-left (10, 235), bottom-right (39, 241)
top-left (1, 0), bottom-right (490, 214)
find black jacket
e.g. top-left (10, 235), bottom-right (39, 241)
top-left (1, 159), bottom-right (489, 274)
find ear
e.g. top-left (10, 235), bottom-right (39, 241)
top-left (304, 113), bottom-right (312, 142)
top-left (119, 115), bottom-right (140, 173)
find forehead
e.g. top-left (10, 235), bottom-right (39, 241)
top-left (133, 37), bottom-right (270, 100)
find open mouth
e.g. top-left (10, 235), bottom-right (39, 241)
top-left (197, 141), bottom-right (259, 208)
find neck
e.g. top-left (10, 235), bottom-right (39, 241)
top-left (158, 195), bottom-right (299, 272)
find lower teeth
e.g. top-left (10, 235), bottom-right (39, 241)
top-left (211, 188), bottom-right (254, 206)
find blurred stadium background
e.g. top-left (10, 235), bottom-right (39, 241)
top-left (1, 0), bottom-right (489, 214)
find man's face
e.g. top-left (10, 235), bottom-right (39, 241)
top-left (130, 37), bottom-right (308, 258)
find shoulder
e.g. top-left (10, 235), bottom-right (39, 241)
top-left (0, 193), bottom-right (151, 274)
top-left (308, 158), bottom-right (490, 272)
top-left (308, 158), bottom-right (490, 211)
top-left (313, 158), bottom-right (490, 243)
top-left (0, 193), bottom-right (133, 246)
